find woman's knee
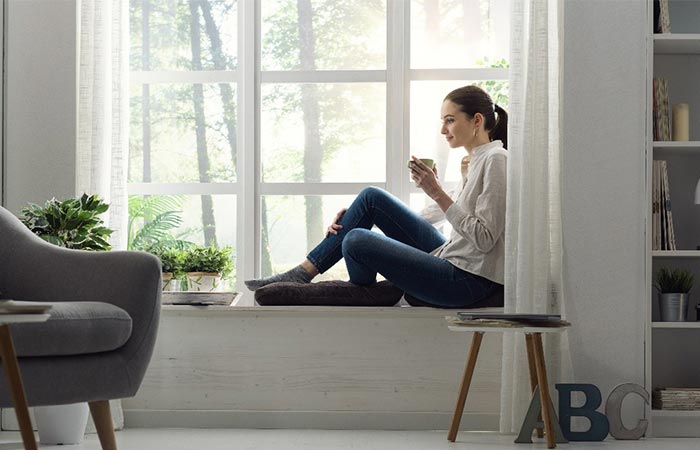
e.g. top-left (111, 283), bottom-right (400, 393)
top-left (358, 186), bottom-right (389, 203)
top-left (341, 228), bottom-right (376, 258)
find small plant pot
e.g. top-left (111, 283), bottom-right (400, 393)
top-left (186, 272), bottom-right (223, 292)
top-left (658, 293), bottom-right (689, 321)
top-left (34, 402), bottom-right (89, 445)
top-left (162, 273), bottom-right (180, 292)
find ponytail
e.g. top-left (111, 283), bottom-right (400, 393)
top-left (490, 104), bottom-right (508, 150)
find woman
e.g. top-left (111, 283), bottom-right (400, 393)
top-left (246, 85), bottom-right (507, 308)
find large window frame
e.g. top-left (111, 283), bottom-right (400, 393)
top-left (129, 0), bottom-right (509, 304)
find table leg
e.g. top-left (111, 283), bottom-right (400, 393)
top-left (447, 331), bottom-right (484, 442)
top-left (0, 325), bottom-right (37, 450)
top-left (532, 332), bottom-right (556, 449)
top-left (525, 333), bottom-right (544, 438)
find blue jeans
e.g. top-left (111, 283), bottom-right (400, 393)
top-left (306, 187), bottom-right (501, 308)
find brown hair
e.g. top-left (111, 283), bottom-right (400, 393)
top-left (444, 85), bottom-right (508, 149)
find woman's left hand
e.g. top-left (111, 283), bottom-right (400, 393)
top-left (410, 156), bottom-right (444, 199)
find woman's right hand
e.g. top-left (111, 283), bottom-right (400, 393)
top-left (325, 208), bottom-right (347, 237)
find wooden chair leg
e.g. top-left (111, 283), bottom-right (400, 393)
top-left (532, 333), bottom-right (556, 449)
top-left (525, 334), bottom-right (544, 438)
top-left (447, 331), bottom-right (484, 442)
top-left (0, 325), bottom-right (37, 450)
top-left (89, 400), bottom-right (118, 450)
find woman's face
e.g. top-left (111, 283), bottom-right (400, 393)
top-left (440, 100), bottom-right (479, 149)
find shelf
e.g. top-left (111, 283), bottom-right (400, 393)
top-left (652, 409), bottom-right (700, 418)
top-left (653, 141), bottom-right (700, 155)
top-left (654, 34), bottom-right (700, 54)
top-left (652, 250), bottom-right (700, 257)
top-left (652, 322), bottom-right (700, 329)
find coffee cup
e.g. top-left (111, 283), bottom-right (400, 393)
top-left (408, 158), bottom-right (435, 185)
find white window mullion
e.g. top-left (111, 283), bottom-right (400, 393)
top-left (129, 183), bottom-right (240, 195)
top-left (260, 182), bottom-right (386, 196)
top-left (386, 0), bottom-right (410, 202)
top-left (237, 0), bottom-right (259, 304)
top-left (261, 70), bottom-right (386, 83)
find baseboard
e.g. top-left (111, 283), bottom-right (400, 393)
top-left (1, 399), bottom-right (124, 432)
top-left (123, 409), bottom-right (499, 431)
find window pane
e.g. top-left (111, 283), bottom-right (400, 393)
top-left (129, 83), bottom-right (237, 183)
top-left (262, 195), bottom-right (355, 281)
top-left (410, 0), bottom-right (509, 69)
top-left (130, 0), bottom-right (238, 71)
top-left (261, 0), bottom-right (386, 71)
top-left (410, 80), bottom-right (508, 184)
top-left (261, 83), bottom-right (386, 183)
top-left (128, 194), bottom-right (237, 286)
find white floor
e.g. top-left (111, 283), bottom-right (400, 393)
top-left (0, 429), bottom-right (698, 450)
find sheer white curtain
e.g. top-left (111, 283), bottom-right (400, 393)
top-left (499, 0), bottom-right (571, 433)
top-left (76, 0), bottom-right (129, 250)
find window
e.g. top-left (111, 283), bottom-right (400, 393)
top-left (128, 0), bottom-right (509, 300)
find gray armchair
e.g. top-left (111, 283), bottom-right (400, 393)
top-left (0, 206), bottom-right (161, 449)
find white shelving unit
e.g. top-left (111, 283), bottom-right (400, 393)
top-left (647, 1), bottom-right (700, 438)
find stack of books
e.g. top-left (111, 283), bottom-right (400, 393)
top-left (447, 313), bottom-right (570, 328)
top-left (653, 78), bottom-right (671, 141)
top-left (652, 160), bottom-right (677, 251)
top-left (653, 388), bottom-right (700, 411)
top-left (0, 300), bottom-right (52, 314)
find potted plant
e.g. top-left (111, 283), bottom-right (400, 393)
top-left (182, 245), bottom-right (233, 292)
top-left (20, 193), bottom-right (112, 250)
top-left (152, 247), bottom-right (185, 291)
top-left (655, 267), bottom-right (694, 321)
top-left (20, 194), bottom-right (113, 444)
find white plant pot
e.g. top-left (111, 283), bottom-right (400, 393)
top-left (186, 272), bottom-right (223, 292)
top-left (34, 402), bottom-right (89, 445)
top-left (162, 273), bottom-right (180, 291)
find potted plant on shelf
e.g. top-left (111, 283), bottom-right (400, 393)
top-left (182, 245), bottom-right (233, 292)
top-left (655, 267), bottom-right (694, 322)
top-left (152, 247), bottom-right (185, 291)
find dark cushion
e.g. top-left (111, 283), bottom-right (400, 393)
top-left (404, 284), bottom-right (504, 309)
top-left (9, 302), bottom-right (132, 357)
top-left (255, 280), bottom-right (404, 306)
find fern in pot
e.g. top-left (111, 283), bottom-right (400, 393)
top-left (655, 267), bottom-right (694, 322)
top-left (182, 246), bottom-right (233, 292)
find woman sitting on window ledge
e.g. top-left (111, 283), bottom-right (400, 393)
top-left (245, 85), bottom-right (508, 308)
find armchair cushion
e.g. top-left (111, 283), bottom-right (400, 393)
top-left (9, 302), bottom-right (132, 357)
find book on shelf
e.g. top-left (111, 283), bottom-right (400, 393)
top-left (658, 0), bottom-right (671, 33)
top-left (653, 78), bottom-right (671, 142)
top-left (653, 388), bottom-right (700, 411)
top-left (652, 160), bottom-right (677, 251)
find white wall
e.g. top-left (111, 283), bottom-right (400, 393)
top-left (562, 0), bottom-right (647, 415)
top-left (4, 0), bottom-right (76, 214)
top-left (2, 0), bottom-right (649, 426)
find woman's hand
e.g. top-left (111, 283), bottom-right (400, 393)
top-left (325, 208), bottom-right (347, 237)
top-left (410, 156), bottom-right (444, 199)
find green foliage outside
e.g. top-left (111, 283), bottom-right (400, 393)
top-left (128, 195), bottom-right (195, 252)
top-left (474, 57), bottom-right (510, 108)
top-left (655, 268), bottom-right (694, 293)
top-left (20, 194), bottom-right (113, 251)
top-left (181, 245), bottom-right (234, 277)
